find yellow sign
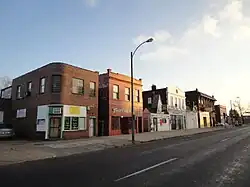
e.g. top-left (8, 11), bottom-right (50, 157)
top-left (69, 106), bottom-right (80, 115)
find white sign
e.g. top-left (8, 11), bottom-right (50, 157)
top-left (36, 119), bottom-right (46, 132)
top-left (16, 109), bottom-right (26, 118)
top-left (0, 111), bottom-right (3, 123)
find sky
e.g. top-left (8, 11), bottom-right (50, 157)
top-left (1, 0), bottom-right (250, 111)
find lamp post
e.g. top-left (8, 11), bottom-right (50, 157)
top-left (131, 38), bottom-right (153, 144)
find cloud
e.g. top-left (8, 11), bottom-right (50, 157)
top-left (134, 0), bottom-right (250, 62)
top-left (85, 0), bottom-right (98, 7)
top-left (133, 0), bottom-right (250, 107)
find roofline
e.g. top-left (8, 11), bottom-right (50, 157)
top-left (13, 62), bottom-right (99, 80)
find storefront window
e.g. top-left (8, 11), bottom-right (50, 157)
top-left (64, 117), bottom-right (71, 130)
top-left (72, 117), bottom-right (79, 130)
top-left (64, 117), bottom-right (86, 131)
top-left (111, 116), bottom-right (120, 130)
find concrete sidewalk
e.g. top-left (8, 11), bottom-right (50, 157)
top-left (0, 127), bottom-right (224, 166)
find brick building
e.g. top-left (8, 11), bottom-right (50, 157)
top-left (215, 105), bottom-right (227, 124)
top-left (185, 89), bottom-right (216, 128)
top-left (11, 62), bottom-right (98, 140)
top-left (98, 69), bottom-right (143, 136)
top-left (0, 86), bottom-right (12, 125)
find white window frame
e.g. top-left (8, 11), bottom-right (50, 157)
top-left (17, 85), bottom-right (21, 99)
top-left (40, 78), bottom-right (46, 93)
top-left (72, 78), bottom-right (84, 94)
top-left (125, 87), bottom-right (130, 101)
top-left (113, 85), bottom-right (119, 99)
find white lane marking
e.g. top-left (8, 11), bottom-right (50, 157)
top-left (221, 138), bottom-right (230, 142)
top-left (114, 158), bottom-right (178, 182)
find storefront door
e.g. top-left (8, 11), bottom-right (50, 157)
top-left (49, 117), bottom-right (61, 139)
top-left (89, 118), bottom-right (96, 137)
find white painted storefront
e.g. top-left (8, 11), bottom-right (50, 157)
top-left (36, 104), bottom-right (87, 139)
top-left (150, 113), bottom-right (170, 132)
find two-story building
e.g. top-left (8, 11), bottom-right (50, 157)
top-left (215, 105), bottom-right (227, 124)
top-left (98, 69), bottom-right (143, 136)
top-left (143, 85), bottom-right (186, 131)
top-left (11, 62), bottom-right (99, 140)
top-left (0, 86), bottom-right (12, 125)
top-left (185, 89), bottom-right (216, 128)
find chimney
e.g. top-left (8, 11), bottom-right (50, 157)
top-left (152, 84), bottom-right (156, 91)
top-left (107, 69), bottom-right (112, 73)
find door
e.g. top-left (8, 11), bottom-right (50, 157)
top-left (203, 117), bottom-right (207, 127)
top-left (89, 118), bottom-right (95, 137)
top-left (153, 118), bottom-right (158, 131)
top-left (49, 117), bottom-right (61, 139)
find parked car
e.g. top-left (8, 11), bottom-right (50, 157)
top-left (0, 123), bottom-right (14, 138)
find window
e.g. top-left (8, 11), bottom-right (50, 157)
top-left (135, 89), bottom-right (140, 102)
top-left (16, 85), bottom-right (21, 99)
top-left (162, 118), bottom-right (167, 123)
top-left (111, 116), bottom-right (120, 130)
top-left (64, 117), bottom-right (86, 131)
top-left (71, 117), bottom-right (79, 130)
top-left (72, 78), bottom-right (84, 94)
top-left (113, 85), bottom-right (119, 99)
top-left (175, 97), bottom-right (178, 107)
top-left (27, 82), bottom-right (32, 92)
top-left (170, 96), bottom-right (174, 106)
top-left (89, 82), bottom-right (96, 97)
top-left (52, 75), bottom-right (61, 93)
top-left (148, 97), bottom-right (152, 104)
top-left (39, 77), bottom-right (46, 93)
top-left (125, 87), bottom-right (130, 101)
top-left (178, 98), bottom-right (181, 109)
top-left (182, 99), bottom-right (185, 109)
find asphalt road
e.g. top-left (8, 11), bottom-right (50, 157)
top-left (1, 126), bottom-right (250, 187)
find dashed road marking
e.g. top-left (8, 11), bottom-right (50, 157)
top-left (114, 157), bottom-right (178, 182)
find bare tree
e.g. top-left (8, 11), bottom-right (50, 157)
top-left (233, 97), bottom-right (244, 123)
top-left (0, 76), bottom-right (12, 90)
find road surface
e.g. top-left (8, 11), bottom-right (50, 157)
top-left (1, 126), bottom-right (250, 187)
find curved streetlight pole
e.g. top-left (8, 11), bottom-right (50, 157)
top-left (131, 38), bottom-right (153, 144)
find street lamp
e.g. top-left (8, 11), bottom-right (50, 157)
top-left (131, 37), bottom-right (153, 144)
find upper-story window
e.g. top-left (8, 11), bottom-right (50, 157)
top-left (125, 87), bottom-right (130, 101)
top-left (17, 85), bottom-right (21, 99)
top-left (113, 85), bottom-right (119, 99)
top-left (175, 97), bottom-right (178, 108)
top-left (39, 77), bottom-right (46, 94)
top-left (52, 75), bottom-right (61, 93)
top-left (27, 82), bottom-right (32, 93)
top-left (89, 82), bottom-right (96, 97)
top-left (1, 87), bottom-right (12, 99)
top-left (72, 78), bottom-right (84, 95)
top-left (148, 97), bottom-right (152, 104)
top-left (135, 89), bottom-right (140, 102)
top-left (178, 98), bottom-right (181, 109)
top-left (182, 99), bottom-right (185, 109)
top-left (170, 96), bottom-right (174, 106)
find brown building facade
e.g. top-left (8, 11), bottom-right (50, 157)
top-left (99, 69), bottom-right (143, 136)
top-left (11, 62), bottom-right (98, 140)
top-left (215, 105), bottom-right (227, 124)
top-left (185, 89), bottom-right (217, 128)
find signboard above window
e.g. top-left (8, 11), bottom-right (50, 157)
top-left (49, 107), bottom-right (62, 115)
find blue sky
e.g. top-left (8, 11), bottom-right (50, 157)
top-left (1, 0), bottom-right (250, 110)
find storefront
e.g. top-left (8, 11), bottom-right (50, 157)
top-left (149, 113), bottom-right (170, 132)
top-left (36, 104), bottom-right (94, 140)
